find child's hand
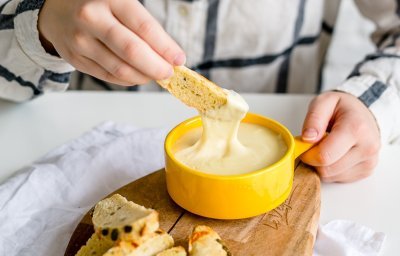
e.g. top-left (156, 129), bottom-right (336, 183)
top-left (38, 0), bottom-right (185, 85)
top-left (300, 91), bottom-right (381, 183)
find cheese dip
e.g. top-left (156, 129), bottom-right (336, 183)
top-left (174, 90), bottom-right (287, 175)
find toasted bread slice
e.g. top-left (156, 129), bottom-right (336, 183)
top-left (92, 194), bottom-right (159, 243)
top-left (75, 233), bottom-right (113, 256)
top-left (157, 66), bottom-right (227, 113)
top-left (103, 230), bottom-right (174, 256)
top-left (156, 246), bottom-right (187, 256)
top-left (188, 226), bottom-right (230, 256)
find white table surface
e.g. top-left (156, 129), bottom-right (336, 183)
top-left (1, 91), bottom-right (399, 254)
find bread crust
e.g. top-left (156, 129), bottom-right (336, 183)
top-left (156, 246), bottom-right (187, 256)
top-left (75, 233), bottom-right (114, 256)
top-left (157, 66), bottom-right (227, 113)
top-left (77, 195), bottom-right (230, 256)
top-left (188, 226), bottom-right (230, 256)
top-left (103, 231), bottom-right (174, 256)
top-left (92, 194), bottom-right (159, 243)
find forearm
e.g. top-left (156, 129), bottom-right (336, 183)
top-left (335, 55), bottom-right (400, 144)
top-left (0, 0), bottom-right (74, 102)
top-left (336, 0), bottom-right (400, 144)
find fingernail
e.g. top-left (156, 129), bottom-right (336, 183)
top-left (302, 128), bottom-right (318, 141)
top-left (173, 53), bottom-right (186, 66)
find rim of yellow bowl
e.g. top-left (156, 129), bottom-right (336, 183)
top-left (164, 112), bottom-right (295, 180)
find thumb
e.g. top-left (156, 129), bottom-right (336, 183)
top-left (302, 94), bottom-right (339, 142)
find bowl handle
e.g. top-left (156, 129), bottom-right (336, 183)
top-left (293, 136), bottom-right (319, 159)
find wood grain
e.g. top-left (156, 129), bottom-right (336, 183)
top-left (65, 163), bottom-right (320, 256)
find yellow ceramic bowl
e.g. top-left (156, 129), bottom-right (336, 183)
top-left (164, 112), bottom-right (315, 219)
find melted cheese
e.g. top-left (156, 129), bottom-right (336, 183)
top-left (174, 90), bottom-right (287, 175)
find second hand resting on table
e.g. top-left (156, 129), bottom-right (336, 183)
top-left (37, 0), bottom-right (381, 183)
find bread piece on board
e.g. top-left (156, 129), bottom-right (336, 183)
top-left (188, 226), bottom-right (230, 256)
top-left (75, 233), bottom-right (113, 256)
top-left (156, 246), bottom-right (187, 256)
top-left (157, 66), bottom-right (227, 113)
top-left (92, 194), bottom-right (159, 243)
top-left (103, 230), bottom-right (174, 256)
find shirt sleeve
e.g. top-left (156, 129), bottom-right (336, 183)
top-left (335, 0), bottom-right (400, 144)
top-left (0, 0), bottom-right (74, 102)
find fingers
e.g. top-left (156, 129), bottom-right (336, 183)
top-left (100, 20), bottom-right (173, 80)
top-left (69, 54), bottom-right (133, 86)
top-left (71, 34), bottom-right (150, 85)
top-left (110, 0), bottom-right (186, 66)
top-left (318, 157), bottom-right (378, 183)
top-left (311, 139), bottom-right (380, 182)
top-left (301, 122), bottom-right (379, 183)
top-left (80, 8), bottom-right (173, 80)
top-left (301, 123), bottom-right (357, 166)
top-left (313, 146), bottom-right (364, 178)
top-left (302, 94), bottom-right (339, 142)
top-left (42, 0), bottom-right (183, 84)
top-left (300, 92), bottom-right (381, 183)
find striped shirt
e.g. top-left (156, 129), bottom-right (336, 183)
top-left (0, 0), bottom-right (400, 143)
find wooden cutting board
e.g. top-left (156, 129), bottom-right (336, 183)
top-left (65, 163), bottom-right (320, 256)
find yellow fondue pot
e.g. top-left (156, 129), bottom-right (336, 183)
top-left (164, 112), bottom-right (316, 219)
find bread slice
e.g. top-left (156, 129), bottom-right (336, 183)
top-left (156, 246), bottom-right (187, 256)
top-left (92, 194), bottom-right (159, 243)
top-left (103, 230), bottom-right (174, 256)
top-left (157, 66), bottom-right (227, 113)
top-left (188, 226), bottom-right (230, 256)
top-left (75, 233), bottom-right (114, 256)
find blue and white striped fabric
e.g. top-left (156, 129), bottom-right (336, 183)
top-left (0, 0), bottom-right (73, 102)
top-left (0, 0), bottom-right (399, 143)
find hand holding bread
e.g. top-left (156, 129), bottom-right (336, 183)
top-left (38, 0), bottom-right (185, 86)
